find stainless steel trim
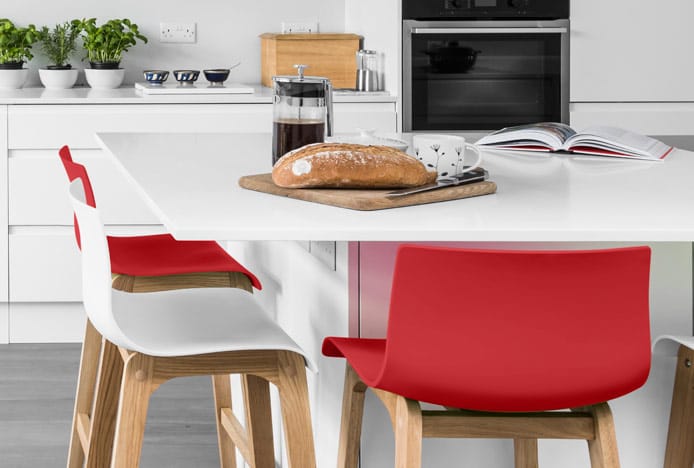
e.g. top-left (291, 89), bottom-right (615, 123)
top-left (402, 19), bottom-right (570, 132)
top-left (413, 27), bottom-right (567, 34)
top-left (325, 80), bottom-right (334, 137)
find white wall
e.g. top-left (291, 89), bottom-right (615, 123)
top-left (3, 0), bottom-right (346, 86)
top-left (345, 0), bottom-right (400, 95)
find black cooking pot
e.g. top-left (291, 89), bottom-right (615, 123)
top-left (425, 42), bottom-right (481, 73)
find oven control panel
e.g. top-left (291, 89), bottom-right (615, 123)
top-left (403, 0), bottom-right (568, 19)
top-left (445, 0), bottom-right (529, 10)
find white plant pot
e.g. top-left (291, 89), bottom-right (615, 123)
top-left (84, 68), bottom-right (125, 89)
top-left (0, 68), bottom-right (29, 90)
top-left (39, 68), bottom-right (79, 89)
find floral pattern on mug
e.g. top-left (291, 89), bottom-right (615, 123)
top-left (412, 134), bottom-right (481, 179)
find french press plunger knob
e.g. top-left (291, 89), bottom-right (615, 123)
top-left (294, 64), bottom-right (309, 79)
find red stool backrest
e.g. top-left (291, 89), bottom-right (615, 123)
top-left (378, 245), bottom-right (652, 411)
top-left (58, 145), bottom-right (97, 248)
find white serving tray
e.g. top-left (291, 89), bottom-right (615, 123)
top-left (135, 82), bottom-right (254, 95)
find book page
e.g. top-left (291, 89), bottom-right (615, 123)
top-left (476, 122), bottom-right (576, 149)
top-left (565, 126), bottom-right (671, 159)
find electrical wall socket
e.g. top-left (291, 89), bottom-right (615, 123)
top-left (309, 241), bottom-right (336, 271)
top-left (160, 22), bottom-right (196, 43)
top-left (281, 21), bottom-right (319, 33)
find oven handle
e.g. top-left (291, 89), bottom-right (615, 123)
top-left (412, 27), bottom-right (567, 34)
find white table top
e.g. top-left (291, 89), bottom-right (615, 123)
top-left (98, 132), bottom-right (694, 242)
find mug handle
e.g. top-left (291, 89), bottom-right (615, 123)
top-left (458, 143), bottom-right (482, 174)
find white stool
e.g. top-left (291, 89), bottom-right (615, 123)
top-left (68, 178), bottom-right (316, 468)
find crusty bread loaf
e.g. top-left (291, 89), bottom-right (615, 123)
top-left (272, 143), bottom-right (437, 189)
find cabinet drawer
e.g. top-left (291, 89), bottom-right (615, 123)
top-left (10, 231), bottom-right (82, 302)
top-left (9, 149), bottom-right (159, 225)
top-left (8, 104), bottom-right (274, 149)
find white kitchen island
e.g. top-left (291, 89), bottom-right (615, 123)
top-left (98, 132), bottom-right (693, 468)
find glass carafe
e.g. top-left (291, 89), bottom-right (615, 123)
top-left (272, 64), bottom-right (334, 165)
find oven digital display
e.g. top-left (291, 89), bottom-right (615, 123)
top-left (474, 0), bottom-right (496, 7)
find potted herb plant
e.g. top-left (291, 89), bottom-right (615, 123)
top-left (37, 20), bottom-right (84, 89)
top-left (82, 18), bottom-right (147, 89)
top-left (0, 19), bottom-right (39, 89)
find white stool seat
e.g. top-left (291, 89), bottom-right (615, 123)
top-left (112, 287), bottom-right (311, 364)
top-left (653, 334), bottom-right (694, 356)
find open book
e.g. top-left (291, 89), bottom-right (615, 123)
top-left (476, 123), bottom-right (674, 161)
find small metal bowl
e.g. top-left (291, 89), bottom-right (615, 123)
top-left (172, 69), bottom-right (200, 85)
top-left (143, 70), bottom-right (169, 85)
top-left (203, 69), bottom-right (230, 86)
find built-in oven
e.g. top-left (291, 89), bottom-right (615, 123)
top-left (403, 0), bottom-right (570, 131)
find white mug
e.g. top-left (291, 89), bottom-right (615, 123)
top-left (412, 134), bottom-right (482, 178)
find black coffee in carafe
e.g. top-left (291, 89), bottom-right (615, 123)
top-left (272, 119), bottom-right (326, 164)
top-left (272, 64), bottom-right (333, 167)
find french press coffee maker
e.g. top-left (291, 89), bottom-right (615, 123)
top-left (272, 64), bottom-right (334, 165)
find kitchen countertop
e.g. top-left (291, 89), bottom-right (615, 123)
top-left (0, 84), bottom-right (396, 105)
top-left (98, 132), bottom-right (694, 242)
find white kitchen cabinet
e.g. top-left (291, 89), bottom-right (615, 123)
top-left (9, 230), bottom-right (81, 302)
top-left (0, 106), bottom-right (8, 343)
top-left (8, 104), bottom-right (274, 149)
top-left (571, 0), bottom-right (694, 102)
top-left (9, 150), bottom-right (159, 226)
top-left (4, 100), bottom-right (397, 342)
top-left (569, 0), bottom-right (694, 133)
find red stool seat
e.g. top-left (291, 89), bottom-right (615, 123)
top-left (107, 234), bottom-right (260, 288)
top-left (323, 337), bottom-right (385, 383)
top-left (59, 145), bottom-right (261, 289)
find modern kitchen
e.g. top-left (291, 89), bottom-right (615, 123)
top-left (1, 0), bottom-right (693, 467)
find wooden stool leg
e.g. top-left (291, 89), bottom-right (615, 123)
top-left (212, 375), bottom-right (237, 468)
top-left (337, 364), bottom-right (368, 468)
top-left (393, 395), bottom-right (423, 468)
top-left (587, 403), bottom-right (620, 468)
top-left (85, 340), bottom-right (124, 468)
top-left (275, 351), bottom-right (316, 468)
top-left (664, 345), bottom-right (694, 468)
top-left (243, 374), bottom-right (276, 468)
top-left (68, 320), bottom-right (103, 468)
top-left (514, 439), bottom-right (539, 468)
top-left (111, 353), bottom-right (156, 468)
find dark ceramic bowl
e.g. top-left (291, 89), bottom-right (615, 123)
top-left (203, 69), bottom-right (230, 86)
top-left (143, 70), bottom-right (169, 85)
top-left (173, 69), bottom-right (200, 85)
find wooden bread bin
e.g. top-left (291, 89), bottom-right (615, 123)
top-left (260, 33), bottom-right (362, 88)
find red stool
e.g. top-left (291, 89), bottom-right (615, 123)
top-left (58, 145), bottom-right (260, 292)
top-left (59, 145), bottom-right (263, 468)
top-left (323, 245), bottom-right (652, 468)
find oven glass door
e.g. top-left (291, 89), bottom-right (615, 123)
top-left (409, 28), bottom-right (564, 131)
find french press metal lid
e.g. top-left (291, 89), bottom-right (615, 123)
top-left (272, 64), bottom-right (334, 136)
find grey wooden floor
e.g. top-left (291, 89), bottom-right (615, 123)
top-left (0, 344), bottom-right (221, 467)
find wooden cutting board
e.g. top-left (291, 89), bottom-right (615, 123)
top-left (238, 173), bottom-right (497, 211)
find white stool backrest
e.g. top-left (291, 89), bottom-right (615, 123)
top-left (653, 335), bottom-right (694, 356)
top-left (69, 178), bottom-right (138, 350)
